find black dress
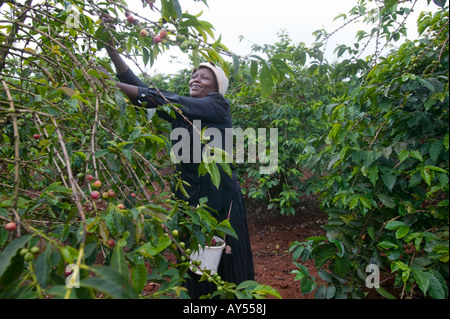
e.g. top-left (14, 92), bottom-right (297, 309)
top-left (117, 69), bottom-right (255, 298)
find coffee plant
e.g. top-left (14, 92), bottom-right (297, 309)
top-left (0, 0), bottom-right (282, 299)
top-left (223, 0), bottom-right (449, 299)
top-left (289, 0), bottom-right (449, 299)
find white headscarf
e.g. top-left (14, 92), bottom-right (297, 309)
top-left (194, 62), bottom-right (229, 96)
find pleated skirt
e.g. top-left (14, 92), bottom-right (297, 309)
top-left (183, 191), bottom-right (255, 298)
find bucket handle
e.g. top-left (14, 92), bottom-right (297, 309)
top-left (223, 200), bottom-right (233, 254)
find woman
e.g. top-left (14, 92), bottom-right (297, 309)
top-left (104, 43), bottom-right (255, 298)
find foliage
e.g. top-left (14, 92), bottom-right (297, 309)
top-left (0, 0), bottom-right (281, 299)
top-left (229, 31), bottom-right (351, 215)
top-left (289, 0), bottom-right (449, 299)
top-left (1, 0), bottom-right (448, 301)
top-left (224, 0), bottom-right (449, 299)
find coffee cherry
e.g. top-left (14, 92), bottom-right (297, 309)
top-left (176, 35), bottom-right (186, 42)
top-left (107, 238), bottom-right (116, 248)
top-left (159, 28), bottom-right (168, 38)
top-left (126, 15), bottom-right (135, 23)
top-left (24, 252), bottom-right (33, 261)
top-left (91, 191), bottom-right (100, 200)
top-left (153, 35), bottom-right (162, 43)
top-left (4, 222), bottom-right (16, 232)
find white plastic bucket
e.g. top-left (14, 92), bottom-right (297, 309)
top-left (189, 236), bottom-right (225, 275)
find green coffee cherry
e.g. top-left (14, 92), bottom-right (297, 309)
top-left (24, 252), bottom-right (34, 261)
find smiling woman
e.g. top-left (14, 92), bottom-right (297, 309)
top-left (102, 35), bottom-right (255, 298)
top-left (189, 67), bottom-right (218, 98)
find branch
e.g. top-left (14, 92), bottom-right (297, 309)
top-left (0, 75), bottom-right (22, 236)
top-left (0, 0), bottom-right (33, 73)
top-left (50, 116), bottom-right (88, 243)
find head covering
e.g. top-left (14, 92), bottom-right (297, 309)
top-left (194, 62), bottom-right (229, 96)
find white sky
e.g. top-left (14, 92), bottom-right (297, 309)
top-left (130, 0), bottom-right (439, 75)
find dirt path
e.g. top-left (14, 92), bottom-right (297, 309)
top-left (245, 195), bottom-right (327, 299)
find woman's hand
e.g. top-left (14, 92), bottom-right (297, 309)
top-left (99, 11), bottom-right (116, 30)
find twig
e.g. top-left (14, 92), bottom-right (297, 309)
top-left (50, 117), bottom-right (88, 242)
top-left (0, 75), bottom-right (22, 236)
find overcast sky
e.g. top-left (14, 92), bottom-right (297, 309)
top-left (133, 0), bottom-right (439, 75)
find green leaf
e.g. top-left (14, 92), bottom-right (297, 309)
top-left (0, 235), bottom-right (32, 279)
top-left (385, 220), bottom-right (407, 230)
top-left (325, 285), bottom-right (336, 299)
top-left (172, 0), bottom-right (182, 18)
top-left (215, 219), bottom-right (237, 239)
top-left (300, 277), bottom-right (317, 294)
top-left (378, 241), bottom-right (398, 249)
top-left (429, 140), bottom-right (443, 162)
top-left (377, 193), bottom-right (395, 209)
top-left (140, 205), bottom-right (168, 222)
top-left (421, 168), bottom-right (432, 187)
top-left (359, 196), bottom-right (372, 209)
top-left (395, 225), bottom-right (410, 239)
top-left (131, 262), bottom-right (147, 293)
top-left (43, 182), bottom-right (72, 194)
top-left (368, 165), bottom-right (379, 186)
top-left (34, 245), bottom-right (52, 288)
top-left (292, 262), bottom-right (310, 280)
top-left (81, 265), bottom-right (139, 299)
top-left (250, 60), bottom-right (258, 79)
top-left (384, 0), bottom-right (399, 11)
top-left (313, 243), bottom-right (336, 268)
top-left (252, 284), bottom-right (282, 299)
top-left (410, 150), bottom-right (423, 162)
top-left (382, 173), bottom-right (396, 191)
top-left (291, 245), bottom-right (305, 261)
top-left (433, 0), bottom-right (447, 8)
top-left (110, 245), bottom-right (129, 280)
top-left (161, 0), bottom-right (178, 21)
top-left (398, 149), bottom-right (409, 163)
top-left (142, 47), bottom-right (150, 66)
top-left (95, 149), bottom-right (109, 158)
top-left (413, 269), bottom-right (429, 295)
top-left (260, 63), bottom-right (273, 99)
top-left (330, 239), bottom-right (345, 257)
top-left (334, 254), bottom-right (350, 277)
top-left (375, 287), bottom-right (396, 299)
top-left (231, 52), bottom-right (240, 76)
top-left (427, 269), bottom-right (446, 299)
top-left (208, 162), bottom-right (221, 189)
top-left (135, 236), bottom-right (171, 257)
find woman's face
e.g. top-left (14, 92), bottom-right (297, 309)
top-left (189, 67), bottom-right (218, 98)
